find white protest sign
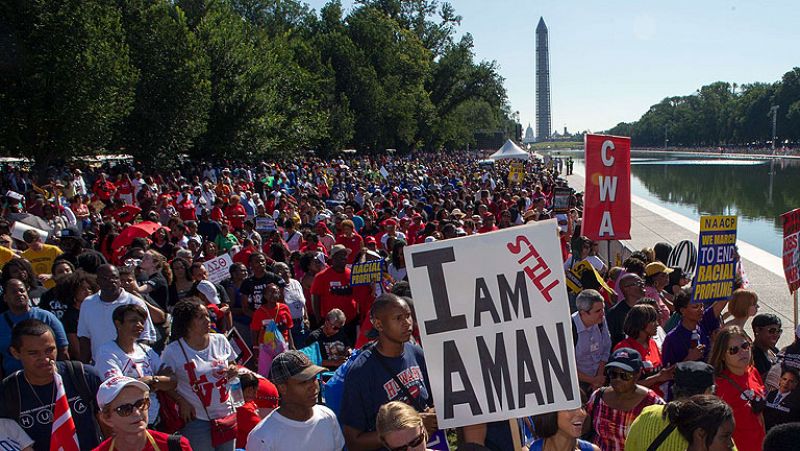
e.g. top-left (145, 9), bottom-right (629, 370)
top-left (255, 216), bottom-right (276, 232)
top-left (203, 253), bottom-right (234, 284)
top-left (11, 221), bottom-right (48, 243)
top-left (380, 166), bottom-right (390, 179)
top-left (404, 219), bottom-right (579, 429)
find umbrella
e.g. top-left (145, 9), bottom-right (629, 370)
top-left (8, 213), bottom-right (53, 233)
top-left (112, 221), bottom-right (165, 249)
top-left (107, 205), bottom-right (142, 224)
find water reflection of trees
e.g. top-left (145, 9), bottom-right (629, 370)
top-left (631, 163), bottom-right (800, 223)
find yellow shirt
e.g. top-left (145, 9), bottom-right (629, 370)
top-left (626, 404), bottom-right (739, 451)
top-left (21, 244), bottom-right (63, 276)
top-left (0, 246), bottom-right (14, 269)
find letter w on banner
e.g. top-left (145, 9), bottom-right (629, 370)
top-left (582, 134), bottom-right (631, 240)
top-left (51, 371), bottom-right (79, 451)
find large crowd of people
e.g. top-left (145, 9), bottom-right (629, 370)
top-left (0, 153), bottom-right (797, 451)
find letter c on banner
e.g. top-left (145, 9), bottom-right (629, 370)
top-left (601, 140), bottom-right (615, 167)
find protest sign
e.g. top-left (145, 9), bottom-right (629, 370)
top-left (667, 239), bottom-right (698, 278)
top-left (226, 328), bottom-right (253, 366)
top-left (203, 253), bottom-right (234, 284)
top-left (255, 216), bottom-right (276, 232)
top-left (782, 209), bottom-right (800, 293)
top-left (404, 220), bottom-right (579, 429)
top-left (565, 260), bottom-right (612, 297)
top-left (380, 166), bottom-right (390, 179)
top-left (350, 259), bottom-right (383, 286)
top-left (692, 215), bottom-right (738, 304)
top-left (10, 221), bottom-right (48, 243)
top-left (552, 187), bottom-right (572, 213)
top-left (582, 134), bottom-right (631, 240)
top-left (508, 162), bottom-right (524, 184)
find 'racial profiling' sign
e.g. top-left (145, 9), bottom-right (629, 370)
top-left (692, 215), bottom-right (738, 303)
top-left (350, 259), bottom-right (384, 286)
top-left (404, 220), bottom-right (579, 429)
top-left (582, 134), bottom-right (631, 241)
top-left (782, 209), bottom-right (800, 294)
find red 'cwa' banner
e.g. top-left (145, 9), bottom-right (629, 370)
top-left (583, 134), bottom-right (631, 241)
top-left (782, 208), bottom-right (800, 294)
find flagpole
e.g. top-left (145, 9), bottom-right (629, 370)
top-left (794, 290), bottom-right (798, 332)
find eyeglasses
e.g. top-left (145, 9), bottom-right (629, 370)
top-left (606, 369), bottom-right (635, 381)
top-left (113, 397), bottom-right (150, 417)
top-left (386, 432), bottom-right (425, 451)
top-left (728, 341), bottom-right (752, 355)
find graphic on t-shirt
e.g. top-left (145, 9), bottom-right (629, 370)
top-left (382, 366), bottom-right (425, 401)
top-left (184, 360), bottom-right (229, 407)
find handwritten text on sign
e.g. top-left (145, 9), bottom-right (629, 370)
top-left (692, 215), bottom-right (738, 303)
top-left (204, 254), bottom-right (234, 284)
top-left (404, 220), bottom-right (579, 429)
top-left (782, 209), bottom-right (800, 294)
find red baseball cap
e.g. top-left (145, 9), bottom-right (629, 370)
top-left (255, 378), bottom-right (279, 409)
top-left (365, 236), bottom-right (377, 245)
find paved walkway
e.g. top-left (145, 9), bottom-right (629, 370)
top-left (565, 170), bottom-right (796, 348)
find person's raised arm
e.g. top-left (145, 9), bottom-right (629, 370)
top-left (79, 337), bottom-right (92, 364)
top-left (343, 425), bottom-right (382, 451)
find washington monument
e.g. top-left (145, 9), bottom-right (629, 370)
top-left (536, 17), bottom-right (551, 141)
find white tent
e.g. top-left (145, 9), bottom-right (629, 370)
top-left (488, 139), bottom-right (530, 161)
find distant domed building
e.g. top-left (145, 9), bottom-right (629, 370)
top-left (523, 123), bottom-right (536, 144)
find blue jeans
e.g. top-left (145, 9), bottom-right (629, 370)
top-left (180, 418), bottom-right (235, 451)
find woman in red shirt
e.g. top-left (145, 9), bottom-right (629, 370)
top-left (225, 195), bottom-right (247, 231)
top-left (709, 325), bottom-right (766, 451)
top-left (335, 219), bottom-right (363, 265)
top-left (613, 304), bottom-right (673, 397)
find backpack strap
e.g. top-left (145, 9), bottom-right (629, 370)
top-left (63, 361), bottom-right (103, 443)
top-left (646, 423), bottom-right (677, 451)
top-left (0, 371), bottom-right (21, 420)
top-left (167, 433), bottom-right (183, 451)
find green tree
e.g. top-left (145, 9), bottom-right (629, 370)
top-left (115, 0), bottom-right (211, 167)
top-left (0, 0), bottom-right (138, 163)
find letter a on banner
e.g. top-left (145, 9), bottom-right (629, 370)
top-left (583, 134), bottom-right (631, 241)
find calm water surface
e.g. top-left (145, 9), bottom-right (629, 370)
top-left (564, 150), bottom-right (800, 257)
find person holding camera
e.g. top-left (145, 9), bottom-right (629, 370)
top-left (708, 325), bottom-right (766, 451)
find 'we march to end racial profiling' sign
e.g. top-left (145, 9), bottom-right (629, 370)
top-left (404, 220), bottom-right (580, 429)
top-left (692, 215), bottom-right (738, 304)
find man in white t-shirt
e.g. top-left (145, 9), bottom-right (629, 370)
top-left (247, 351), bottom-right (344, 451)
top-left (78, 265), bottom-right (156, 364)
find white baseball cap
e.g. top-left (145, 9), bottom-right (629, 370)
top-left (97, 376), bottom-right (149, 409)
top-left (196, 280), bottom-right (221, 305)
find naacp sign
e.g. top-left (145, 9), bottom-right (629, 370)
top-left (404, 220), bottom-right (580, 429)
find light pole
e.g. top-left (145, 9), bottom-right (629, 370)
top-left (769, 105), bottom-right (779, 153)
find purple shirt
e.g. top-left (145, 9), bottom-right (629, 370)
top-left (662, 305), bottom-right (721, 367)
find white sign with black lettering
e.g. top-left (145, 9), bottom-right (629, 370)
top-left (204, 253), bottom-right (234, 284)
top-left (404, 220), bottom-right (579, 429)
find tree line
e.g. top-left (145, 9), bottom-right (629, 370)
top-left (607, 68), bottom-right (800, 148)
top-left (0, 0), bottom-right (516, 166)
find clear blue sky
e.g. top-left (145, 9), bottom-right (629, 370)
top-left (303, 0), bottom-right (800, 133)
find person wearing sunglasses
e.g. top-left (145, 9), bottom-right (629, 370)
top-left (94, 375), bottom-right (191, 450)
top-left (708, 325), bottom-right (766, 451)
top-left (585, 347), bottom-right (665, 451)
top-left (304, 308), bottom-right (353, 369)
top-left (375, 401), bottom-right (432, 451)
top-left (751, 313), bottom-right (782, 381)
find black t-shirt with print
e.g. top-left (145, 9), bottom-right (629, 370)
top-left (240, 272), bottom-right (283, 311)
top-left (0, 362), bottom-right (102, 451)
top-left (305, 327), bottom-right (353, 361)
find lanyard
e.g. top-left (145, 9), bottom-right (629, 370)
top-left (109, 431), bottom-right (160, 451)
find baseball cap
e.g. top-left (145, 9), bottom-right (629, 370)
top-left (673, 361), bottom-right (715, 392)
top-left (269, 350), bottom-right (326, 385)
top-left (365, 236), bottom-right (377, 245)
top-left (330, 244), bottom-right (351, 258)
top-left (254, 377), bottom-right (280, 409)
top-left (59, 226), bottom-right (82, 240)
top-left (196, 280), bottom-right (221, 305)
top-left (96, 375), bottom-right (149, 409)
top-left (606, 347), bottom-right (643, 373)
top-left (645, 262), bottom-right (674, 277)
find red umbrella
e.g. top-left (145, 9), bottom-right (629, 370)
top-left (108, 205), bottom-right (142, 224)
top-left (112, 221), bottom-right (165, 249)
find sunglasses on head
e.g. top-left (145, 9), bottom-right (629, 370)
top-left (113, 397), bottom-right (150, 417)
top-left (386, 431), bottom-right (425, 451)
top-left (605, 369), bottom-right (635, 381)
top-left (728, 341), bottom-right (751, 355)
